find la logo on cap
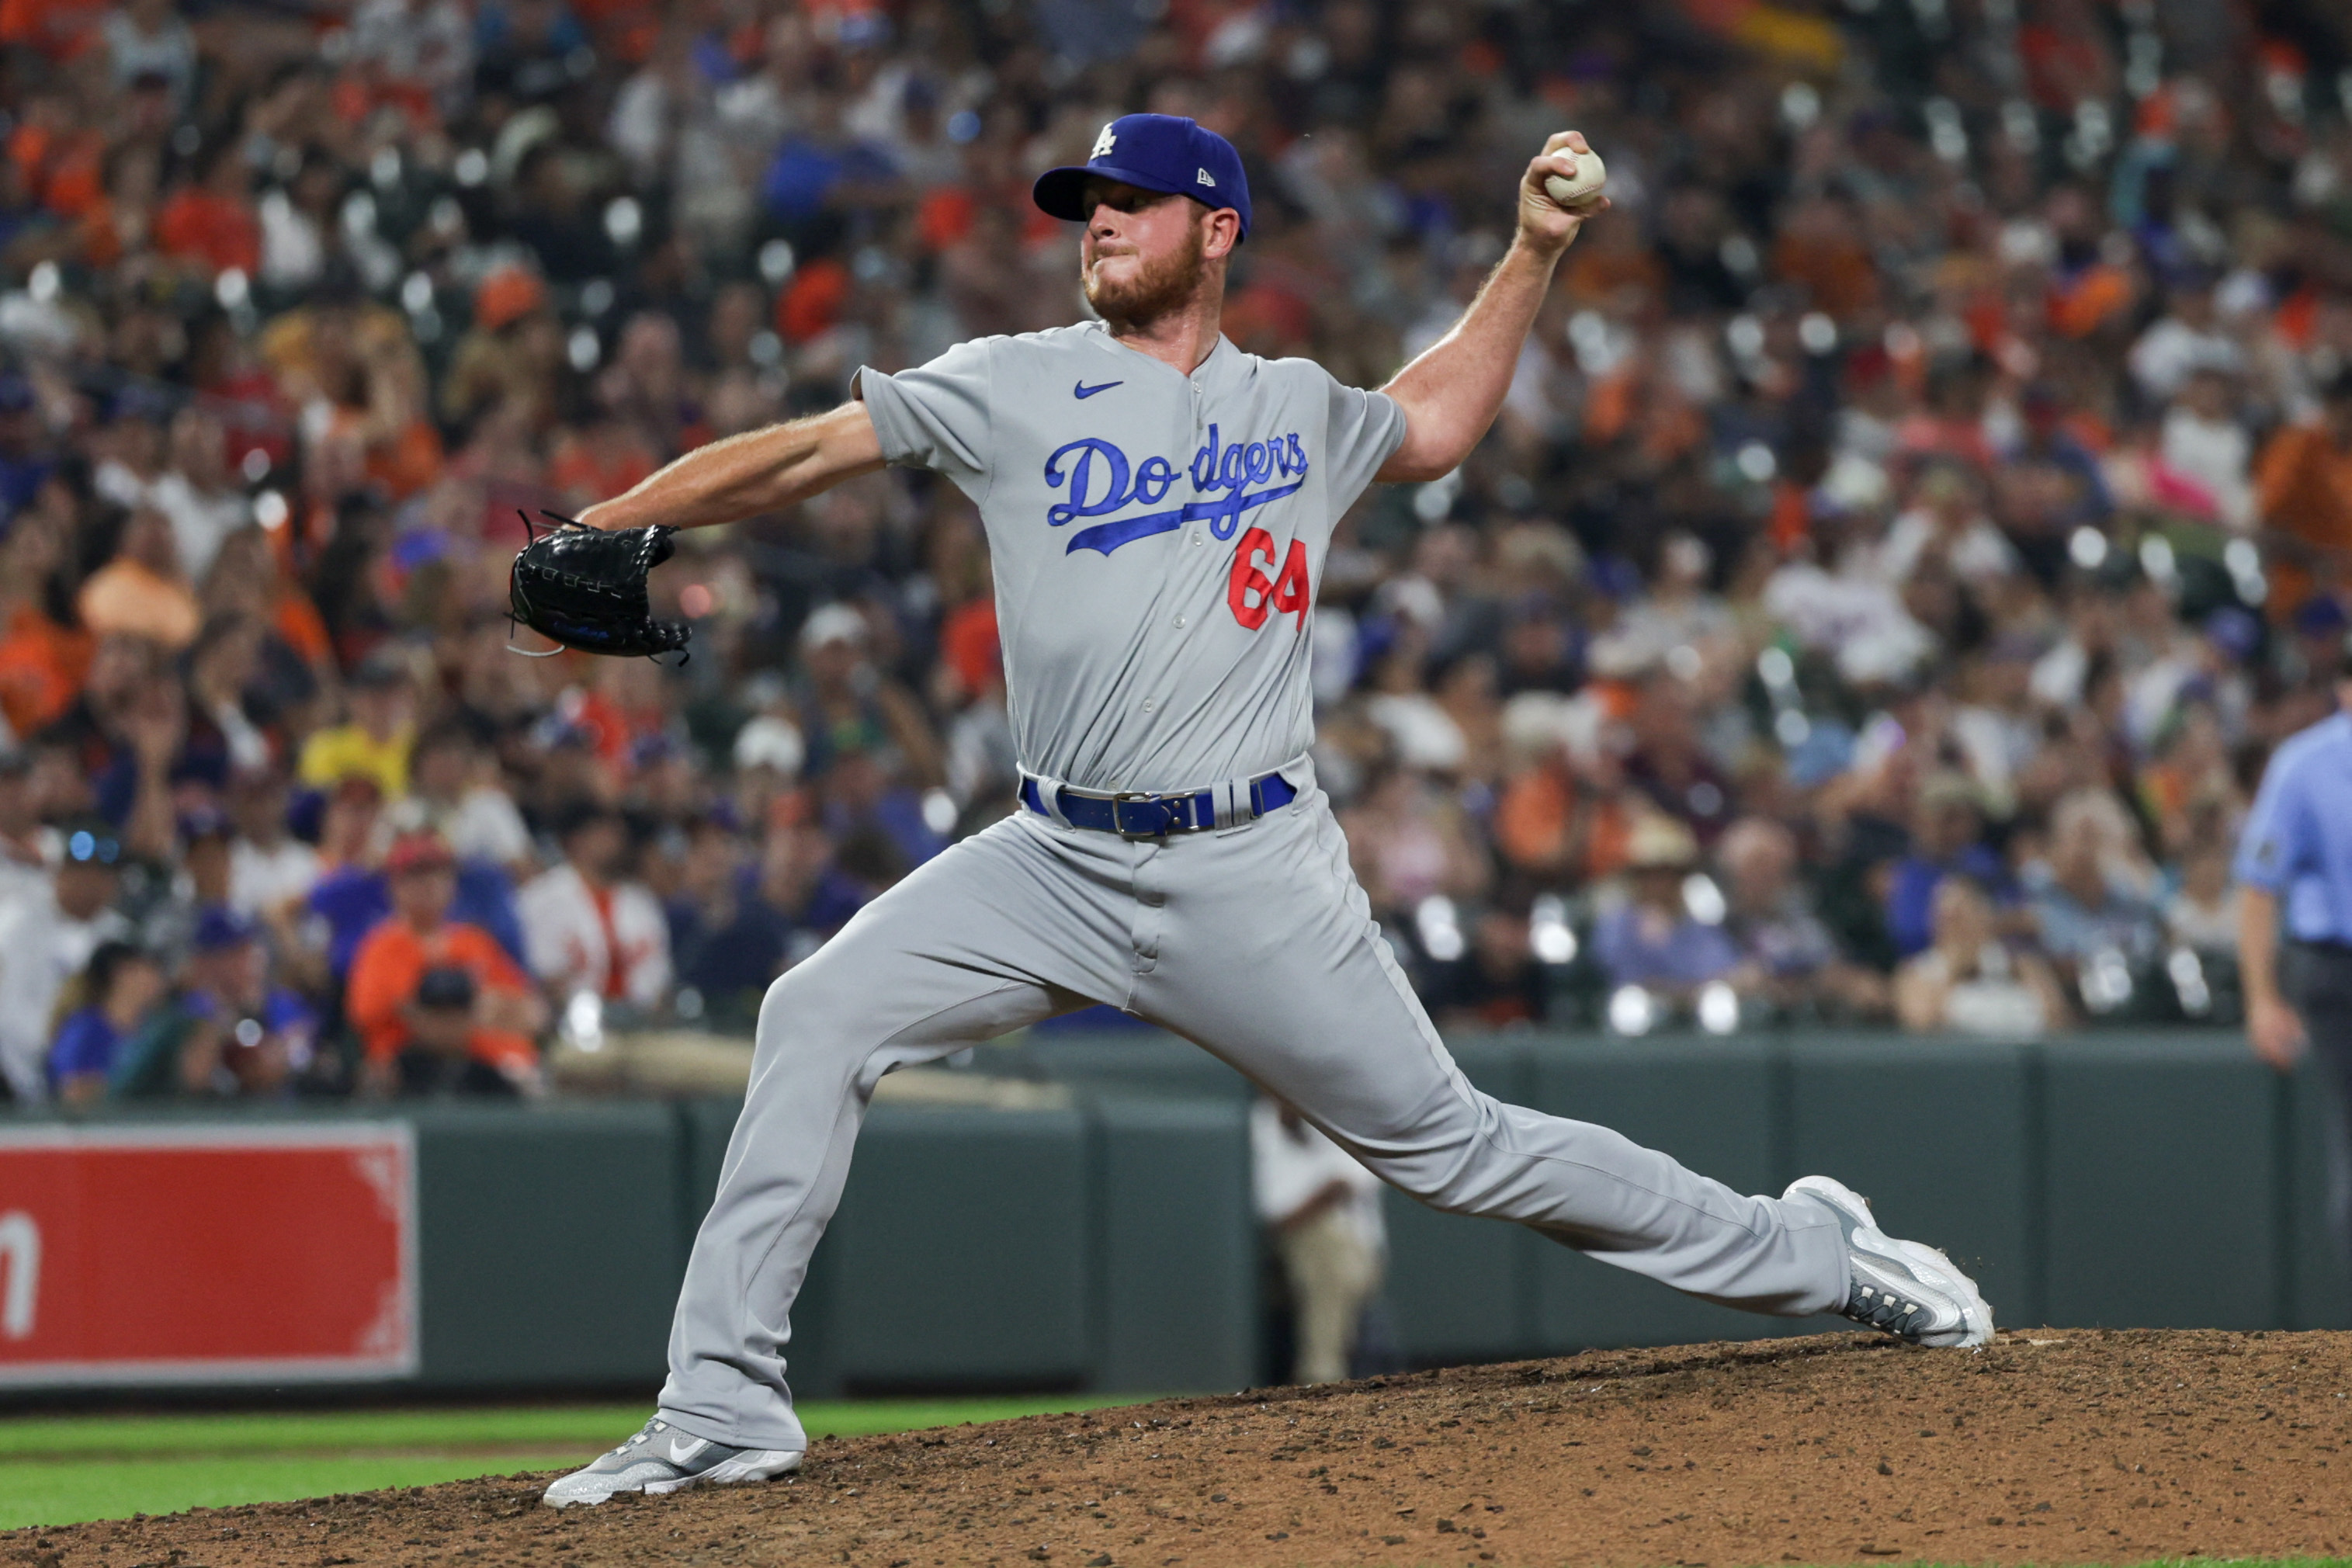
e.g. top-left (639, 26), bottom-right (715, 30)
top-left (1091, 123), bottom-right (1116, 159)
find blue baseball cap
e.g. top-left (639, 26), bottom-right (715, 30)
top-left (193, 907), bottom-right (259, 953)
top-left (1032, 113), bottom-right (1251, 243)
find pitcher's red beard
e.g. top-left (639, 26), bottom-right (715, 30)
top-left (1082, 222), bottom-right (1209, 328)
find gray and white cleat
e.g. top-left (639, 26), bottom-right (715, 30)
top-left (540, 1417), bottom-right (803, 1507)
top-left (1785, 1174), bottom-right (1995, 1349)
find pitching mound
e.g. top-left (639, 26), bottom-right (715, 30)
top-left (11, 1329), bottom-right (2350, 1566)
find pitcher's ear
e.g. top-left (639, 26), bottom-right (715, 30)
top-left (1204, 206), bottom-right (1243, 261)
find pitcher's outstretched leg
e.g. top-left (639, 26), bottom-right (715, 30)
top-left (1136, 792), bottom-right (1857, 1317)
top-left (543, 817), bottom-right (1136, 1506)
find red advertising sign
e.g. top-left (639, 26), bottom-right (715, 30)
top-left (0, 1123), bottom-right (417, 1385)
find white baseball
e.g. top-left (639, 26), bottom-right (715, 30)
top-left (1542, 147), bottom-right (1608, 210)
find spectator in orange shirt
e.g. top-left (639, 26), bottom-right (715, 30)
top-left (7, 89), bottom-right (102, 217)
top-left (0, 0), bottom-right (104, 59)
top-left (77, 507), bottom-right (201, 650)
top-left (936, 593), bottom-right (1000, 702)
top-left (0, 494), bottom-right (92, 736)
top-left (2256, 367), bottom-right (2352, 586)
top-left (1494, 744), bottom-right (1640, 886)
top-left (152, 145), bottom-right (260, 278)
top-left (548, 417), bottom-right (660, 512)
top-left (347, 832), bottom-right (545, 1097)
top-left (199, 526), bottom-right (335, 683)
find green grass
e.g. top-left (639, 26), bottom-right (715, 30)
top-left (0, 1393), bottom-right (1151, 1530)
top-left (0, 1452), bottom-right (600, 1532)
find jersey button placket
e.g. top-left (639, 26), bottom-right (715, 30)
top-left (1188, 385), bottom-right (1207, 546)
top-left (1126, 841), bottom-right (1164, 992)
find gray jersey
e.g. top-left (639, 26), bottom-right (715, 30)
top-left (639, 321), bottom-right (1906, 1481)
top-left (856, 321), bottom-right (1403, 794)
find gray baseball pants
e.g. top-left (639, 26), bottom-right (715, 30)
top-left (2287, 942), bottom-right (2352, 1288)
top-left (656, 772), bottom-right (1849, 1450)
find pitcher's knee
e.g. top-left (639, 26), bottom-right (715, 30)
top-left (1395, 1161), bottom-right (1506, 1218)
top-left (1351, 1097), bottom-right (1557, 1220)
top-left (751, 963), bottom-right (866, 1058)
top-left (1353, 1136), bottom-right (1504, 1217)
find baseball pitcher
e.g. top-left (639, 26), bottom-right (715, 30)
top-left (543, 116), bottom-right (1992, 1507)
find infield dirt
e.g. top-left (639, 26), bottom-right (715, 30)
top-left (7, 1328), bottom-right (2347, 1567)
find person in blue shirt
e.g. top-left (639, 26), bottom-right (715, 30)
top-left (2029, 803), bottom-right (2163, 981)
top-left (108, 909), bottom-right (320, 1099)
top-left (666, 816), bottom-right (871, 1028)
top-left (1884, 772), bottom-right (2013, 959)
top-left (2236, 638), bottom-right (2352, 1276)
top-left (0, 376), bottom-right (53, 518)
top-left (761, 95), bottom-right (902, 228)
top-left (1592, 817), bottom-right (1738, 999)
top-left (47, 941), bottom-right (167, 1105)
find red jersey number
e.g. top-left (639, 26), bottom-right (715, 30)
top-left (1227, 528), bottom-right (1311, 631)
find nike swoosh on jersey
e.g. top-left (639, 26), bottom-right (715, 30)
top-left (1073, 380), bottom-right (1122, 399)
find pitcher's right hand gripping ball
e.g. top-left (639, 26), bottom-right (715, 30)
top-left (1521, 131), bottom-right (1608, 245)
top-left (508, 511), bottom-right (691, 660)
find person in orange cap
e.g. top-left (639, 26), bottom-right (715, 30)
top-left (346, 831), bottom-right (545, 1095)
top-left (441, 264), bottom-right (564, 430)
top-left (474, 264), bottom-right (548, 334)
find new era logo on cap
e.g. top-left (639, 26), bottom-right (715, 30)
top-left (1032, 113), bottom-right (1253, 242)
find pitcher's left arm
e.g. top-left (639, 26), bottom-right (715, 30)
top-left (1375, 131), bottom-right (1607, 484)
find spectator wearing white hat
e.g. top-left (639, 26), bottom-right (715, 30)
top-left (1592, 814), bottom-right (1737, 998)
top-left (790, 603), bottom-right (943, 789)
top-left (0, 821), bottom-right (135, 1101)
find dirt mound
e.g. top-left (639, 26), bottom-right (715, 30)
top-left (11, 1330), bottom-right (2350, 1567)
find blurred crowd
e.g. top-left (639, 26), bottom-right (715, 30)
top-left (2, 0), bottom-right (2350, 1102)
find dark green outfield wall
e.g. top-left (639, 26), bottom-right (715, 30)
top-left (1001, 1029), bottom-right (2350, 1360)
top-left (5, 1030), bottom-right (2344, 1396)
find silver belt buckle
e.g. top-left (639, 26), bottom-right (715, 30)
top-left (1110, 789), bottom-right (1183, 840)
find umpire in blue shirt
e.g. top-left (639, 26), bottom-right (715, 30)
top-left (2236, 637), bottom-right (2352, 1268)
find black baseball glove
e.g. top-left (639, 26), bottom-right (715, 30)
top-left (508, 510), bottom-right (692, 661)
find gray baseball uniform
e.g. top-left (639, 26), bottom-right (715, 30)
top-left (654, 322), bottom-right (1847, 1450)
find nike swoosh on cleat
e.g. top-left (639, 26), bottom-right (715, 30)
top-left (1073, 380), bottom-right (1122, 399)
top-left (668, 1438), bottom-right (706, 1462)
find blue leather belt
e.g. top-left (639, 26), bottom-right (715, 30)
top-left (1019, 771), bottom-right (1298, 838)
